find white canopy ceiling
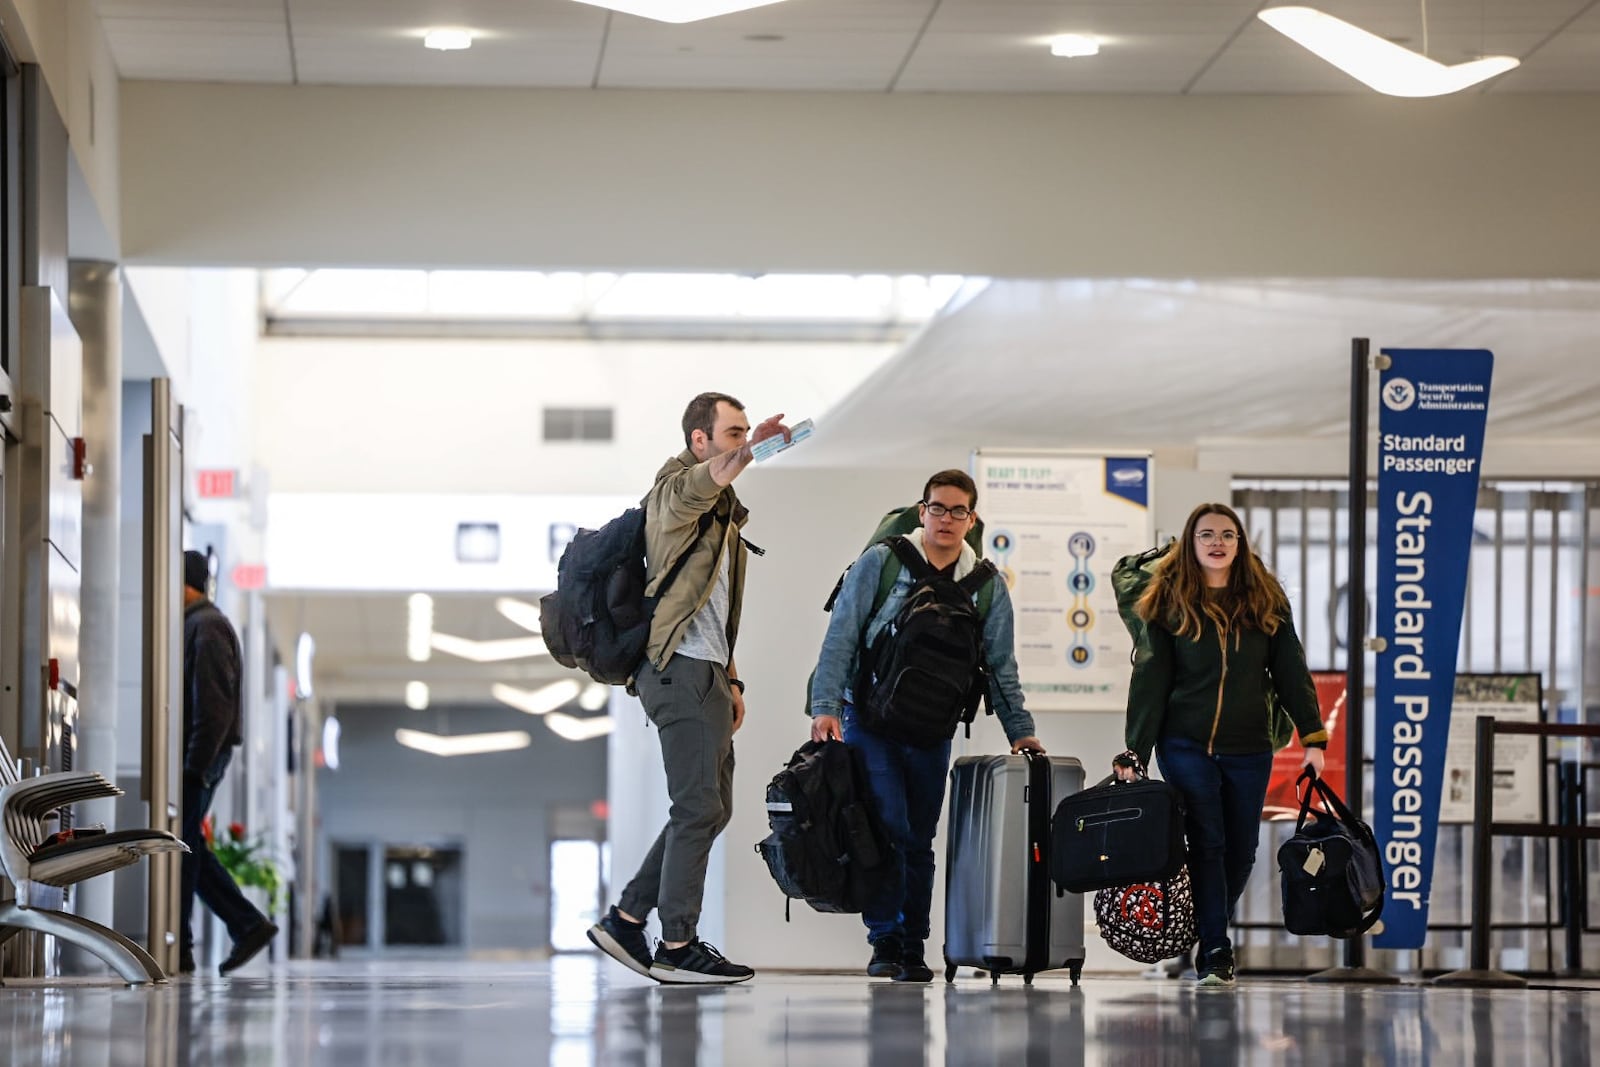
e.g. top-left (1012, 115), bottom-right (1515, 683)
top-left (796, 278), bottom-right (1600, 474)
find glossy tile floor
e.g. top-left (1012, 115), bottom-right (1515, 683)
top-left (1, 955), bottom-right (1596, 1066)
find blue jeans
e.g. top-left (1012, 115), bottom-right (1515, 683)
top-left (842, 707), bottom-right (950, 947)
top-left (181, 748), bottom-right (270, 954)
top-left (1156, 735), bottom-right (1273, 960)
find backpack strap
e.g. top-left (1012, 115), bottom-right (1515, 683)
top-left (871, 536), bottom-right (932, 615)
top-left (655, 510), bottom-right (719, 597)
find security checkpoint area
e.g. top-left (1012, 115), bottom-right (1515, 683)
top-left (1, 1), bottom-right (1600, 1064)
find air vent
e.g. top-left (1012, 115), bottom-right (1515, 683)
top-left (544, 407), bottom-right (614, 443)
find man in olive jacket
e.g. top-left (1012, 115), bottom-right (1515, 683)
top-left (588, 392), bottom-right (789, 985)
top-left (180, 550), bottom-right (277, 975)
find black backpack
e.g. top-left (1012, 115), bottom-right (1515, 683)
top-left (539, 508), bottom-right (716, 686)
top-left (854, 537), bottom-right (998, 747)
top-left (755, 740), bottom-right (900, 919)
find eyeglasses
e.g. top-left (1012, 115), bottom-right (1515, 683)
top-left (922, 502), bottom-right (974, 521)
top-left (1195, 530), bottom-right (1239, 546)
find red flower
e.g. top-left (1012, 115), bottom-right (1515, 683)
top-left (229, 821), bottom-right (246, 841)
top-left (201, 815), bottom-right (214, 846)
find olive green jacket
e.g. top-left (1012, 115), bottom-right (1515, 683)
top-left (1125, 611), bottom-right (1329, 769)
top-left (641, 451), bottom-right (750, 674)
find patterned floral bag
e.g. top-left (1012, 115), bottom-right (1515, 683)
top-left (1093, 866), bottom-right (1198, 965)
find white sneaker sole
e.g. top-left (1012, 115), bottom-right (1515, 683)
top-left (586, 924), bottom-right (654, 979)
top-left (648, 963), bottom-right (755, 985)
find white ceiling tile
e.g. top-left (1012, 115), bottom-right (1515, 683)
top-left (92, 0), bottom-right (1600, 94)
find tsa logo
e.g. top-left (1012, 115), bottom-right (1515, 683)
top-left (1104, 458), bottom-right (1149, 508)
top-left (1382, 378), bottom-right (1417, 412)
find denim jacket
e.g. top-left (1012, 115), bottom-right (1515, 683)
top-left (809, 533), bottom-right (1037, 743)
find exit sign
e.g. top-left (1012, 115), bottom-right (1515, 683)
top-left (197, 469), bottom-right (238, 498)
top-left (232, 564), bottom-right (267, 590)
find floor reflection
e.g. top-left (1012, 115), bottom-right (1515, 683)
top-left (0, 957), bottom-right (1593, 1066)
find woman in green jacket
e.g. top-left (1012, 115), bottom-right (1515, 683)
top-left (1116, 502), bottom-right (1328, 986)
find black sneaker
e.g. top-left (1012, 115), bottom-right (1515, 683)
top-left (867, 936), bottom-right (902, 978)
top-left (177, 948), bottom-right (196, 976)
top-left (587, 906), bottom-right (655, 979)
top-left (649, 939), bottom-right (755, 985)
top-left (1197, 947), bottom-right (1235, 987)
top-left (893, 941), bottom-right (933, 984)
top-left (219, 920), bottom-right (278, 976)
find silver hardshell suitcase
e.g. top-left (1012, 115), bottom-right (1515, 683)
top-left (943, 751), bottom-right (1086, 985)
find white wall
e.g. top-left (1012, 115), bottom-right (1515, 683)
top-left (252, 336), bottom-right (893, 496)
top-left (122, 82), bottom-right (1600, 279)
top-left (0, 0), bottom-right (123, 254)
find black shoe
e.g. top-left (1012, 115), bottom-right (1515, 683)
top-left (177, 948), bottom-right (195, 976)
top-left (219, 920), bottom-right (278, 976)
top-left (649, 939), bottom-right (755, 985)
top-left (867, 936), bottom-right (902, 978)
top-left (1197, 947), bottom-right (1235, 987)
top-left (587, 905), bottom-right (655, 979)
top-left (893, 941), bottom-right (933, 983)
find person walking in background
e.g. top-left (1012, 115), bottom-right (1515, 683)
top-left (180, 549), bottom-right (277, 976)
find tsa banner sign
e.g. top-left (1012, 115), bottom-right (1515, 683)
top-left (1372, 348), bottom-right (1493, 949)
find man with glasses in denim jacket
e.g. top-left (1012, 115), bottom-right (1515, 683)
top-left (809, 469), bottom-right (1044, 982)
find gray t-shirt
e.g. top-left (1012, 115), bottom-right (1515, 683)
top-left (674, 529), bottom-right (731, 666)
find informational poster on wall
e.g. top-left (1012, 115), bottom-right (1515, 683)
top-left (1439, 673), bottom-right (1542, 824)
top-left (971, 450), bottom-right (1153, 711)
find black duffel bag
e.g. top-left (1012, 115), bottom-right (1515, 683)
top-left (1050, 754), bottom-right (1186, 895)
top-left (1278, 770), bottom-right (1385, 938)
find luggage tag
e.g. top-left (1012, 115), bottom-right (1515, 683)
top-left (1302, 846), bottom-right (1326, 876)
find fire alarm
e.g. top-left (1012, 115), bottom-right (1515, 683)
top-left (70, 437), bottom-right (92, 480)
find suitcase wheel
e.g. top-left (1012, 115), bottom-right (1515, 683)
top-left (1023, 972), bottom-right (1034, 986)
top-left (1068, 960), bottom-right (1084, 987)
top-left (943, 963), bottom-right (957, 983)
top-left (990, 972), bottom-right (999, 986)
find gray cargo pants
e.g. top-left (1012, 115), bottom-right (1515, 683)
top-left (618, 654), bottom-right (736, 943)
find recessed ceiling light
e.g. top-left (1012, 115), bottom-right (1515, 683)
top-left (572, 0), bottom-right (790, 25)
top-left (405, 681), bottom-right (430, 711)
top-left (1257, 6), bottom-right (1518, 97)
top-left (423, 29), bottom-right (473, 51)
top-left (1050, 34), bottom-right (1100, 59)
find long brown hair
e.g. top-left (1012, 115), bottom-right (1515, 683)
top-left (1137, 502), bottom-right (1290, 640)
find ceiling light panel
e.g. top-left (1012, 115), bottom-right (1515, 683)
top-left (493, 680), bottom-right (583, 716)
top-left (572, 0), bottom-right (790, 25)
top-left (395, 728), bottom-right (532, 757)
top-left (495, 597), bottom-right (545, 635)
top-left (430, 633), bottom-right (550, 663)
top-left (1255, 6), bottom-right (1519, 97)
top-left (544, 712), bottom-right (616, 741)
top-left (423, 29), bottom-right (473, 51)
top-left (407, 594), bottom-right (433, 662)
